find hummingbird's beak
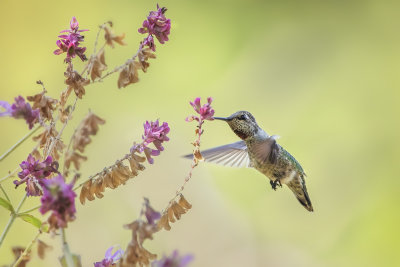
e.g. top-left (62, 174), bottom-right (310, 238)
top-left (213, 117), bottom-right (229, 121)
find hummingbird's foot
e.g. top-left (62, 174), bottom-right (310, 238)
top-left (270, 180), bottom-right (282, 191)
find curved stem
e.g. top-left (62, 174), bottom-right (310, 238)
top-left (0, 125), bottom-right (40, 162)
top-left (0, 194), bottom-right (27, 248)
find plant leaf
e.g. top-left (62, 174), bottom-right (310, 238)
top-left (0, 197), bottom-right (14, 213)
top-left (18, 213), bottom-right (42, 229)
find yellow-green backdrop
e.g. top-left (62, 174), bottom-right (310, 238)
top-left (0, 0), bottom-right (399, 266)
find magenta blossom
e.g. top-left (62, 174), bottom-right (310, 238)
top-left (143, 197), bottom-right (161, 225)
top-left (94, 245), bottom-right (123, 267)
top-left (186, 97), bottom-right (215, 122)
top-left (14, 154), bottom-right (57, 196)
top-left (131, 120), bottom-right (170, 164)
top-left (143, 34), bottom-right (156, 51)
top-left (138, 5), bottom-right (171, 51)
top-left (0, 96), bottom-right (40, 129)
top-left (54, 17), bottom-right (88, 63)
top-left (152, 251), bottom-right (193, 267)
top-left (142, 120), bottom-right (170, 151)
top-left (39, 175), bottom-right (76, 230)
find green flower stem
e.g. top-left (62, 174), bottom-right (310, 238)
top-left (11, 230), bottom-right (41, 267)
top-left (61, 228), bottom-right (75, 267)
top-left (0, 184), bottom-right (11, 203)
top-left (0, 194), bottom-right (27, 248)
top-left (0, 125), bottom-right (40, 162)
top-left (19, 205), bottom-right (40, 214)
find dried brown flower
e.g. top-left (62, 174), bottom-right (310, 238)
top-left (59, 87), bottom-right (73, 109)
top-left (11, 246), bottom-right (30, 267)
top-left (89, 48), bottom-right (107, 81)
top-left (80, 162), bottom-right (135, 204)
top-left (33, 126), bottom-right (65, 160)
top-left (79, 149), bottom-right (148, 204)
top-left (118, 220), bottom-right (157, 267)
top-left (128, 152), bottom-right (146, 176)
top-left (37, 240), bottom-right (52, 260)
top-left (31, 148), bottom-right (42, 160)
top-left (27, 91), bottom-right (58, 121)
top-left (137, 48), bottom-right (156, 72)
top-left (117, 61), bottom-right (141, 89)
top-left (104, 26), bottom-right (126, 48)
top-left (59, 105), bottom-right (72, 123)
top-left (64, 151), bottom-right (87, 170)
top-left (158, 194), bottom-right (192, 231)
top-left (72, 112), bottom-right (105, 153)
top-left (178, 194), bottom-right (192, 209)
top-left (193, 148), bottom-right (204, 164)
top-left (64, 65), bottom-right (90, 99)
top-left (79, 179), bottom-right (94, 204)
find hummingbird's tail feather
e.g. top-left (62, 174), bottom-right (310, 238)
top-left (287, 175), bottom-right (313, 212)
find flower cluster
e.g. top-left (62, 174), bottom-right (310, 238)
top-left (131, 120), bottom-right (170, 164)
top-left (152, 250), bottom-right (193, 267)
top-left (138, 4), bottom-right (171, 51)
top-left (186, 97), bottom-right (215, 122)
top-left (27, 88), bottom-right (58, 121)
top-left (33, 125), bottom-right (65, 160)
top-left (94, 245), bottom-right (123, 267)
top-left (158, 194), bottom-right (192, 231)
top-left (79, 119), bottom-right (169, 204)
top-left (104, 25), bottom-right (126, 48)
top-left (54, 17), bottom-right (88, 63)
top-left (39, 175), bottom-right (77, 230)
top-left (117, 48), bottom-right (156, 88)
top-left (0, 96), bottom-right (40, 129)
top-left (118, 199), bottom-right (160, 266)
top-left (14, 154), bottom-right (57, 196)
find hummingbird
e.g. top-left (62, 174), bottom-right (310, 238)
top-left (186, 111), bottom-right (313, 212)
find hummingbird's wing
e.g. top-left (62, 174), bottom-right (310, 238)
top-left (183, 141), bottom-right (251, 168)
top-left (251, 135), bottom-right (281, 165)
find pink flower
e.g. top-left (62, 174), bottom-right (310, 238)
top-left (186, 97), bottom-right (215, 122)
top-left (14, 154), bottom-right (58, 196)
top-left (18, 155), bottom-right (55, 180)
top-left (0, 96), bottom-right (40, 129)
top-left (142, 120), bottom-right (170, 150)
top-left (39, 175), bottom-right (76, 230)
top-left (143, 197), bottom-right (161, 225)
top-left (94, 245), bottom-right (123, 267)
top-left (143, 34), bottom-right (156, 51)
top-left (54, 17), bottom-right (88, 63)
top-left (138, 5), bottom-right (171, 51)
top-left (152, 250), bottom-right (193, 267)
top-left (130, 120), bottom-right (170, 164)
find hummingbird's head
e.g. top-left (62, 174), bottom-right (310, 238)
top-left (214, 111), bottom-right (260, 140)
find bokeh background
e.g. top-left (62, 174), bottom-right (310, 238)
top-left (1, 0), bottom-right (400, 266)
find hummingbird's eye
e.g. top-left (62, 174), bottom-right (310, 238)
top-left (238, 115), bottom-right (246, 120)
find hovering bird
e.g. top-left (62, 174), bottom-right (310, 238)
top-left (186, 111), bottom-right (313, 212)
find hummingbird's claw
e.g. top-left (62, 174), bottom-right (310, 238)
top-left (270, 179), bottom-right (282, 191)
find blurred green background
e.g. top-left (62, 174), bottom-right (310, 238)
top-left (1, 0), bottom-right (399, 266)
